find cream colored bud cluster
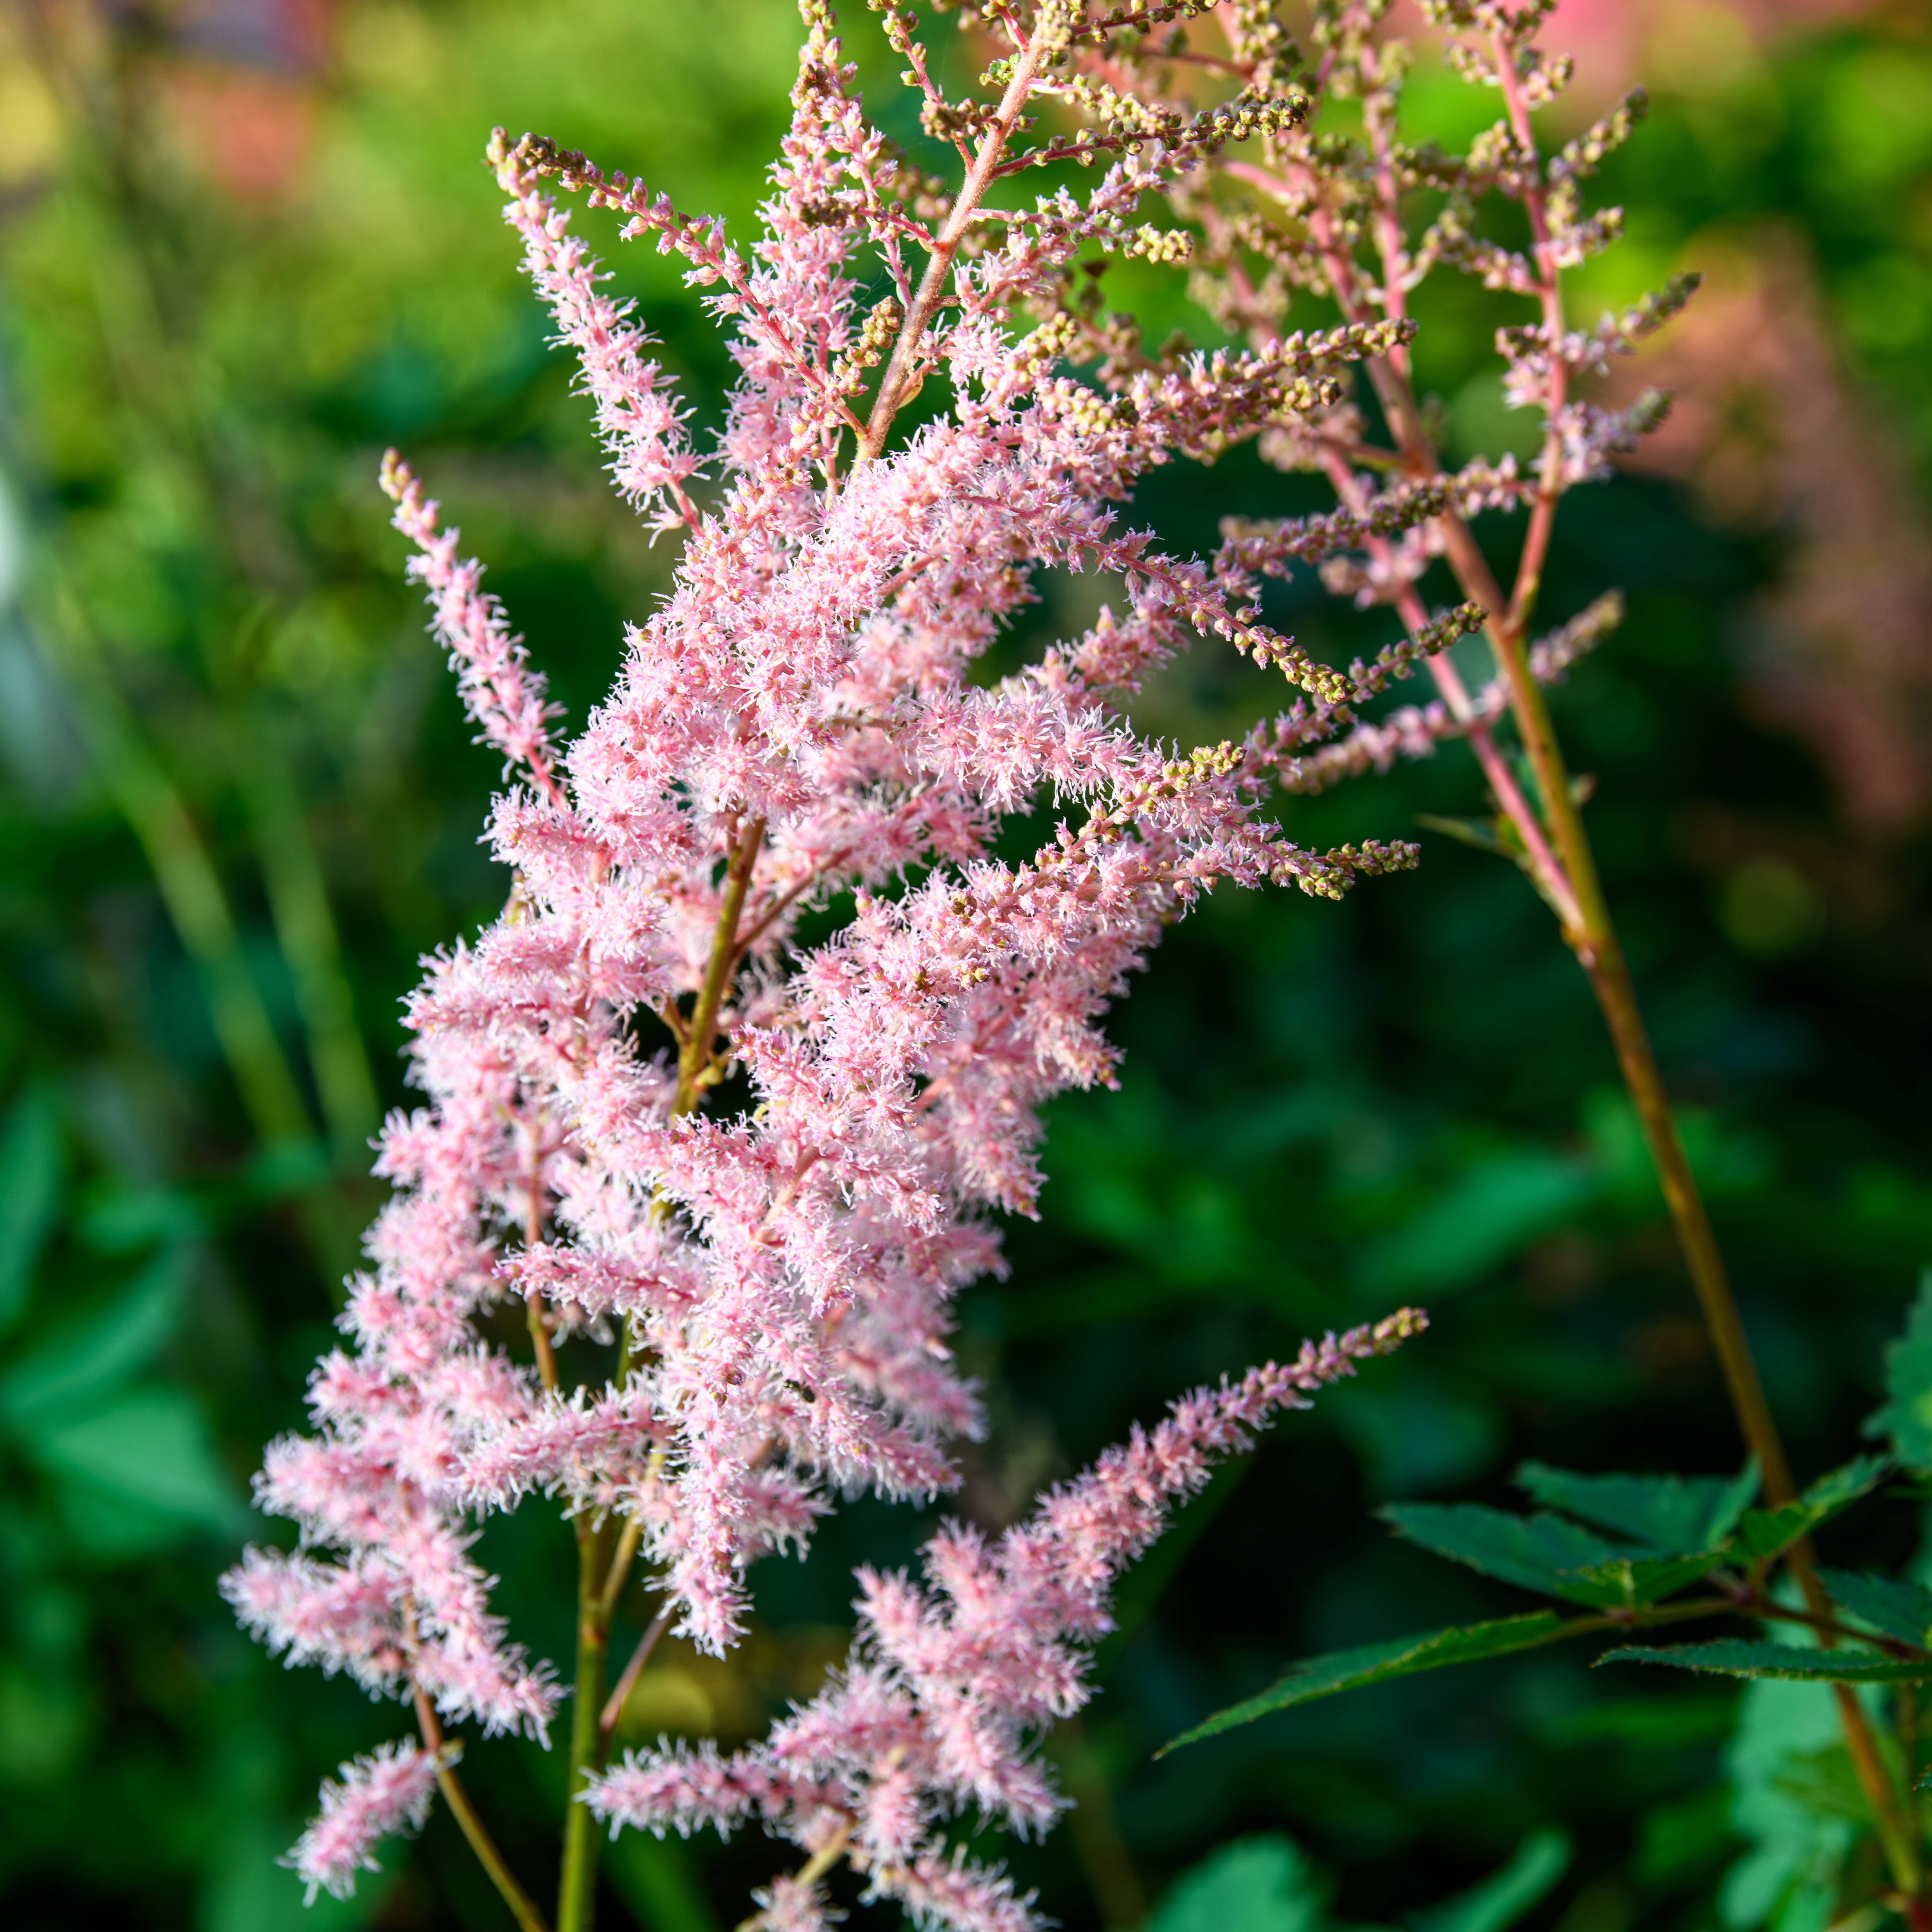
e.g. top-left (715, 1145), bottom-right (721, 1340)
top-left (1220, 479), bottom-right (1452, 581)
top-left (923, 95), bottom-right (1002, 144)
top-left (1123, 224), bottom-right (1192, 266)
top-left (831, 297), bottom-right (905, 398)
top-left (1284, 839), bottom-right (1420, 901)
top-left (1052, 71), bottom-right (1181, 143)
top-left (1466, 122), bottom-right (1536, 194)
top-left (1016, 310), bottom-right (1082, 374)
top-left (1049, 383), bottom-right (1142, 440)
top-left (1543, 202), bottom-right (1624, 272)
top-left (1551, 88), bottom-right (1648, 184)
top-left (1419, 0), bottom-right (1560, 47)
top-left (1072, 0), bottom-right (1215, 48)
top-left (1338, 602), bottom-right (1487, 703)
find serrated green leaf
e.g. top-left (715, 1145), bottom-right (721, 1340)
top-left (1382, 1502), bottom-right (1630, 1604)
top-left (0, 1252), bottom-right (187, 1428)
top-left (1869, 1270), bottom-right (1932, 1472)
top-left (1816, 1568), bottom-right (1932, 1648)
top-left (1411, 1829), bottom-right (1572, 1932)
top-left (1601, 1639), bottom-right (1932, 1683)
top-left (1160, 1612), bottom-right (1575, 1754)
top-left (0, 1090), bottom-right (62, 1332)
top-left (1515, 1460), bottom-right (1758, 1555)
top-left (1730, 1455), bottom-right (1890, 1564)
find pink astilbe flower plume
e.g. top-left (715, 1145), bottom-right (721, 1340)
top-left (284, 1740), bottom-right (439, 1903)
top-left (227, 0), bottom-right (1440, 1909)
top-left (585, 1311), bottom-right (1425, 1932)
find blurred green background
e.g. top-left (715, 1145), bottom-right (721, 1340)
top-left (0, 0), bottom-right (1929, 1927)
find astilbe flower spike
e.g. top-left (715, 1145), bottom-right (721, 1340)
top-left (227, 2), bottom-right (1437, 1919)
top-left (585, 1310), bottom-right (1425, 1932)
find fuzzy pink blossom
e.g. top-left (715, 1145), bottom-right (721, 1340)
top-left (584, 1311), bottom-right (1423, 1932)
top-left (227, 0), bottom-right (1442, 1910)
top-left (284, 1741), bottom-right (439, 1903)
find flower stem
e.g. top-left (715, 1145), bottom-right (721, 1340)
top-left (598, 1601), bottom-right (673, 1747)
top-left (414, 1688), bottom-right (552, 1932)
top-left (557, 1518), bottom-right (616, 1932)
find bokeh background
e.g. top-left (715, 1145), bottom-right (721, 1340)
top-left (0, 0), bottom-right (1929, 1926)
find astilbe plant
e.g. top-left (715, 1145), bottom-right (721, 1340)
top-left (222, 4), bottom-right (1451, 1925)
top-left (222, 0), bottom-right (1932, 1926)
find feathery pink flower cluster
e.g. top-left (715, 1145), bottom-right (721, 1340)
top-left (284, 1741), bottom-right (439, 1903)
top-left (227, 1), bottom-right (1438, 1914)
top-left (585, 1313), bottom-right (1422, 1932)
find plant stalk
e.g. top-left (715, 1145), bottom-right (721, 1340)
top-left (557, 1518), bottom-right (616, 1932)
top-left (414, 1688), bottom-right (552, 1932)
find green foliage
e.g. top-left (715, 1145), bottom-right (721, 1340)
top-left (1601, 1641), bottom-right (1932, 1685)
top-left (1162, 1613), bottom-right (1575, 1752)
top-left (1813, 1569), bottom-right (1932, 1648)
top-left (1867, 1270), bottom-right (1932, 1470)
top-left (1166, 1447), bottom-right (1910, 1779)
top-left (1150, 1836), bottom-right (1328, 1932)
top-left (1514, 1461), bottom-right (1760, 1554)
top-left (1147, 1830), bottom-right (1570, 1932)
top-left (0, 1090), bottom-right (61, 1333)
top-left (1725, 1457), bottom-right (1893, 1565)
top-left (1720, 1683), bottom-right (1864, 1932)
top-left (1382, 1502), bottom-right (1669, 1607)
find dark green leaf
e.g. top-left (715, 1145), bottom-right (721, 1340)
top-left (1634, 1786), bottom-right (1738, 1887)
top-left (1869, 1270), bottom-right (1932, 1472)
top-left (1816, 1568), bottom-right (1932, 1648)
top-left (1548, 1694), bottom-right (1737, 1748)
top-left (0, 1252), bottom-right (187, 1428)
top-left (605, 1833), bottom-right (723, 1932)
top-left (0, 1090), bottom-right (61, 1332)
top-left (1365, 1157), bottom-right (1598, 1295)
top-left (1160, 1612), bottom-right (1575, 1753)
top-left (1729, 1455), bottom-right (1890, 1563)
top-left (1514, 1460), bottom-right (1758, 1555)
top-left (1410, 1829), bottom-right (1572, 1932)
top-left (29, 1386), bottom-right (245, 1536)
top-left (1381, 1502), bottom-right (1630, 1604)
top-left (1771, 1744), bottom-right (1873, 1826)
top-left (1601, 1639), bottom-right (1932, 1683)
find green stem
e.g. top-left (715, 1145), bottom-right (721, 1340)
top-left (1280, 49), bottom-right (1930, 1899)
top-left (558, 1518), bottom-right (616, 1932)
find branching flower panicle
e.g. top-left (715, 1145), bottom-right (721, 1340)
top-left (227, 5), bottom-right (1444, 1924)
